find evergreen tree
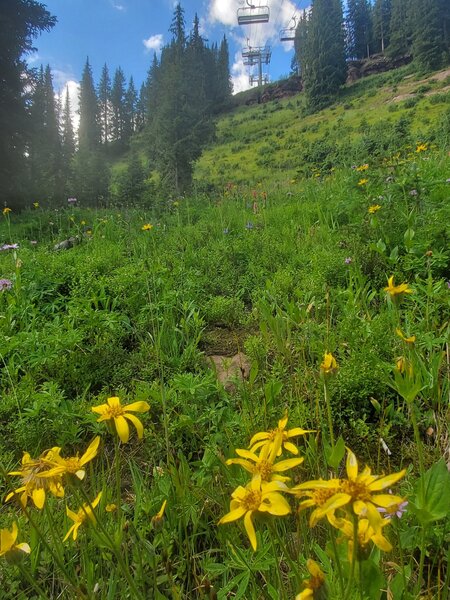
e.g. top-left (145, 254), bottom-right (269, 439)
top-left (135, 82), bottom-right (147, 130)
top-left (98, 63), bottom-right (111, 145)
top-left (216, 36), bottom-right (233, 103)
top-left (0, 0), bottom-right (55, 207)
top-left (346, 0), bottom-right (373, 59)
top-left (29, 64), bottom-right (61, 201)
top-left (412, 0), bottom-right (449, 70)
top-left (304, 0), bottom-right (347, 110)
top-left (388, 0), bottom-right (413, 58)
top-left (78, 58), bottom-right (100, 151)
top-left (110, 66), bottom-right (126, 149)
top-left (294, 10), bottom-right (311, 78)
top-left (61, 86), bottom-right (75, 192)
top-left (124, 76), bottom-right (138, 141)
top-left (372, 0), bottom-right (392, 53)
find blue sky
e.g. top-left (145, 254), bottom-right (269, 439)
top-left (29, 0), bottom-right (309, 119)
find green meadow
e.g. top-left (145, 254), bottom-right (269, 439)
top-left (1, 68), bottom-right (450, 599)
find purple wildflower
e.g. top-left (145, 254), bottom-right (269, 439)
top-left (409, 189), bottom-right (418, 197)
top-left (0, 279), bottom-right (12, 291)
top-left (378, 500), bottom-right (408, 519)
top-left (447, 281), bottom-right (450, 289)
top-left (30, 240), bottom-right (38, 246)
top-left (344, 257), bottom-right (352, 265)
top-left (67, 197), bottom-right (77, 204)
top-left (0, 243), bottom-right (19, 251)
top-left (245, 221), bottom-right (254, 230)
top-left (223, 228), bottom-right (229, 235)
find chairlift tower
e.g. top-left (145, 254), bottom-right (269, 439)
top-left (237, 1), bottom-right (270, 26)
top-left (242, 44), bottom-right (271, 88)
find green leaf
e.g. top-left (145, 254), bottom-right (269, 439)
top-left (360, 558), bottom-right (385, 600)
top-left (325, 435), bottom-right (345, 469)
top-left (409, 460), bottom-right (450, 524)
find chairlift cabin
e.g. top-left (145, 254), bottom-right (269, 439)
top-left (279, 17), bottom-right (296, 42)
top-left (237, 2), bottom-right (270, 26)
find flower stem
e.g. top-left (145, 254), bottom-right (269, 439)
top-left (18, 561), bottom-right (49, 599)
top-left (344, 516), bottom-right (358, 600)
top-left (323, 379), bottom-right (335, 447)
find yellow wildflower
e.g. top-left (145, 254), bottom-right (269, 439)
top-left (416, 143), bottom-right (427, 153)
top-left (6, 449), bottom-right (64, 509)
top-left (80, 220), bottom-right (86, 225)
top-left (33, 202), bottom-right (39, 209)
top-left (395, 356), bottom-right (413, 377)
top-left (3, 207), bottom-right (12, 215)
top-left (105, 503), bottom-right (117, 513)
top-left (330, 514), bottom-right (392, 560)
top-left (249, 414), bottom-right (314, 456)
top-left (41, 436), bottom-right (100, 480)
top-left (63, 491), bottom-right (102, 542)
top-left (296, 559), bottom-right (326, 600)
top-left (320, 352), bottom-right (338, 375)
top-left (151, 499), bottom-right (167, 528)
top-left (91, 396), bottom-right (150, 443)
top-left (226, 434), bottom-right (304, 482)
top-left (141, 223), bottom-right (153, 231)
top-left (368, 204), bottom-right (381, 214)
top-left (384, 276), bottom-right (413, 297)
top-left (356, 164), bottom-right (369, 171)
top-left (218, 476), bottom-right (290, 551)
top-left (291, 449), bottom-right (406, 532)
top-left (0, 523), bottom-right (30, 562)
top-left (395, 328), bottom-right (416, 344)
top-left (358, 178), bottom-right (368, 186)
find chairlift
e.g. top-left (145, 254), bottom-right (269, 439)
top-left (237, 1), bottom-right (270, 26)
top-left (279, 17), bottom-right (297, 42)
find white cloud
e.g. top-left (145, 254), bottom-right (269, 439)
top-left (143, 34), bottom-right (164, 52)
top-left (110, 1), bottom-right (126, 11)
top-left (231, 54), bottom-right (252, 94)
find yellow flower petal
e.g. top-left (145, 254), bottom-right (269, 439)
top-left (32, 488), bottom-right (46, 509)
top-left (272, 457), bottom-right (304, 472)
top-left (124, 413), bottom-right (144, 439)
top-left (123, 401), bottom-right (150, 413)
top-left (218, 506), bottom-right (247, 525)
top-left (244, 511), bottom-right (257, 551)
top-left (114, 415), bottom-right (130, 443)
top-left (346, 449), bottom-right (358, 480)
top-left (368, 469), bottom-right (406, 491)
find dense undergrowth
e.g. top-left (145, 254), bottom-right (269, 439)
top-left (0, 69), bottom-right (450, 599)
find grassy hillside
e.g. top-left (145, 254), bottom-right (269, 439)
top-left (0, 67), bottom-right (449, 599)
top-left (195, 66), bottom-right (450, 187)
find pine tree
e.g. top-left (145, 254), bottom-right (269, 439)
top-left (412, 0), bottom-right (448, 70)
top-left (216, 36), bottom-right (233, 103)
top-left (294, 10), bottom-right (311, 79)
top-left (78, 58), bottom-right (100, 151)
top-left (110, 66), bottom-right (126, 150)
top-left (98, 63), bottom-right (111, 145)
top-left (372, 0), bottom-right (392, 53)
top-left (61, 86), bottom-right (75, 193)
top-left (0, 0), bottom-right (55, 207)
top-left (135, 82), bottom-right (147, 130)
top-left (346, 0), bottom-right (373, 59)
top-left (29, 64), bottom-right (61, 201)
top-left (305, 0), bottom-right (347, 110)
top-left (124, 76), bottom-right (138, 142)
top-left (387, 0), bottom-right (413, 58)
